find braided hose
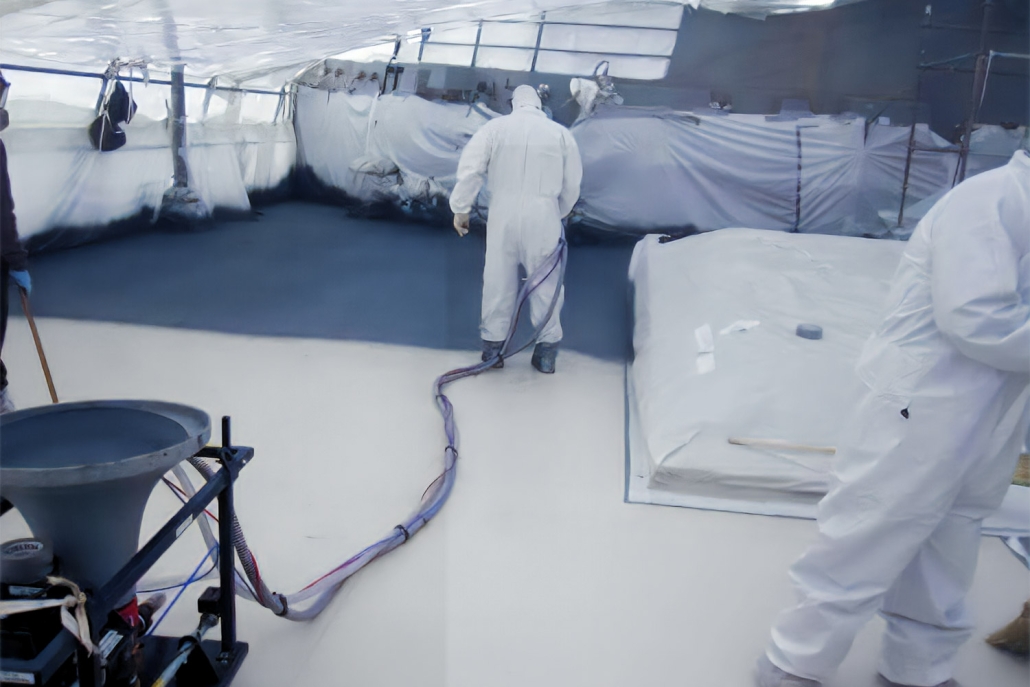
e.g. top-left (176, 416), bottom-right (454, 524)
top-left (188, 234), bottom-right (567, 621)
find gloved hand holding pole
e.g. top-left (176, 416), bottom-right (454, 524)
top-left (453, 212), bottom-right (470, 237)
top-left (9, 269), bottom-right (30, 295)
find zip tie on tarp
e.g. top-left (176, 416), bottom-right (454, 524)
top-left (0, 577), bottom-right (99, 654)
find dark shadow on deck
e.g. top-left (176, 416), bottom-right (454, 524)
top-left (20, 203), bottom-right (635, 362)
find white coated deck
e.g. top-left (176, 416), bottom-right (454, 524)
top-left (3, 317), bottom-right (1027, 686)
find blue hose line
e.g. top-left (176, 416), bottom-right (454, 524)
top-left (146, 545), bottom-right (218, 636)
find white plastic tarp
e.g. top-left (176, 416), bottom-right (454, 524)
top-left (295, 86), bottom-right (497, 208)
top-left (3, 82), bottom-right (295, 240)
top-left (626, 229), bottom-right (1029, 537)
top-left (295, 88), bottom-right (1019, 237)
top-left (572, 107), bottom-right (969, 236)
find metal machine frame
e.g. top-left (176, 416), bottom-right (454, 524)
top-left (1, 417), bottom-right (250, 687)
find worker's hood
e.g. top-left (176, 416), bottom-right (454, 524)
top-left (512, 85), bottom-right (541, 111)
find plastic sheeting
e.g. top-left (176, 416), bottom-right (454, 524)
top-left (295, 86), bottom-right (1019, 237)
top-left (572, 106), bottom-right (1019, 236)
top-left (295, 86), bottom-right (497, 210)
top-left (2, 90), bottom-right (295, 241)
top-left (626, 229), bottom-right (1029, 537)
top-left (0, 2), bottom-right (866, 85)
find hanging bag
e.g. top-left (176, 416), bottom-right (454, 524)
top-left (88, 81), bottom-right (136, 152)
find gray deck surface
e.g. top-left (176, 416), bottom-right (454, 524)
top-left (20, 203), bottom-right (634, 361)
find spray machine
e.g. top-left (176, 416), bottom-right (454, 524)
top-left (0, 402), bottom-right (248, 687)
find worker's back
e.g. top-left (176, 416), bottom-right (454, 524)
top-left (482, 108), bottom-right (571, 206)
top-left (449, 86), bottom-right (582, 230)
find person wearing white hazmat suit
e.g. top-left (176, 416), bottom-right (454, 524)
top-left (758, 138), bottom-right (1030, 687)
top-left (450, 85), bottom-right (582, 373)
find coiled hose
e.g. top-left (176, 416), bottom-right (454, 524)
top-left (186, 234), bottom-right (568, 621)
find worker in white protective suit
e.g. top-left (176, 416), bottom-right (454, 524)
top-left (758, 140), bottom-right (1030, 687)
top-left (450, 85), bottom-right (582, 373)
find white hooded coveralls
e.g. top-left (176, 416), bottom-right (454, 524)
top-left (449, 86), bottom-right (583, 344)
top-left (769, 151), bottom-right (1030, 686)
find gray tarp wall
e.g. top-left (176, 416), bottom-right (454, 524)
top-left (295, 0), bottom-right (1027, 235)
top-left (645, 0), bottom-right (1029, 136)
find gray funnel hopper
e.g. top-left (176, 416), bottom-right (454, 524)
top-left (1, 401), bottom-right (210, 607)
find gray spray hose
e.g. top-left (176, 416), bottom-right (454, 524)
top-left (186, 456), bottom-right (289, 616)
top-left (171, 465), bottom-right (219, 561)
top-left (184, 234), bottom-right (568, 621)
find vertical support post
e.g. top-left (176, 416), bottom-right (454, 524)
top-left (531, 14), bottom-right (546, 73)
top-left (217, 467), bottom-right (237, 658)
top-left (957, 0), bottom-right (994, 183)
top-left (899, 4), bottom-right (937, 226)
top-left (217, 416), bottom-right (236, 659)
top-left (161, 63), bottom-right (207, 222)
top-left (897, 120), bottom-right (918, 227)
top-left (169, 64), bottom-right (189, 189)
top-left (418, 28), bottom-right (430, 63)
top-left (793, 126), bottom-right (802, 233)
top-left (471, 21), bottom-right (483, 69)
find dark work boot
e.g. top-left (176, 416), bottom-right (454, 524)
top-left (531, 342), bottom-right (559, 374)
top-left (481, 340), bottom-right (505, 368)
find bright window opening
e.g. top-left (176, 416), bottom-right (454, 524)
top-left (331, 1), bottom-right (683, 80)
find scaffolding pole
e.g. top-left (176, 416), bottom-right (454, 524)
top-left (897, 0), bottom-right (1022, 227)
top-left (956, 0), bottom-right (995, 183)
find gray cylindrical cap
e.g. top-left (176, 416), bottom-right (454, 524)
top-left (1, 538), bottom-right (54, 584)
top-left (796, 324), bottom-right (823, 340)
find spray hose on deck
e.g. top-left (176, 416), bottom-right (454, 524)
top-left (181, 233), bottom-right (569, 621)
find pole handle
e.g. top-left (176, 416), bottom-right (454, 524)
top-left (728, 437), bottom-right (836, 455)
top-left (19, 288), bottom-right (58, 404)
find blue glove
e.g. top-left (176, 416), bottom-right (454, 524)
top-left (9, 270), bottom-right (31, 295)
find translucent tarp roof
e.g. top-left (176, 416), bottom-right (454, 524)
top-left (0, 1), bottom-right (862, 86)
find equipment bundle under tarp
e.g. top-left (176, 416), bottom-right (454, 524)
top-left (295, 88), bottom-right (498, 218)
top-left (625, 228), bottom-right (1030, 536)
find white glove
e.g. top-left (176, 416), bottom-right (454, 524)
top-left (453, 213), bottom-right (470, 237)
